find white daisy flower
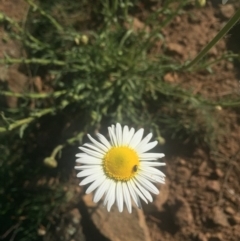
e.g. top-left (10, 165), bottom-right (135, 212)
top-left (75, 123), bottom-right (165, 213)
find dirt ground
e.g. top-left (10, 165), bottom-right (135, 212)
top-left (1, 1), bottom-right (240, 241)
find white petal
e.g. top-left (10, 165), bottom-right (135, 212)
top-left (133, 179), bottom-right (153, 202)
top-left (83, 143), bottom-right (105, 155)
top-left (80, 147), bottom-right (104, 158)
top-left (140, 161), bottom-right (166, 167)
top-left (135, 133), bottom-right (153, 153)
top-left (126, 127), bottom-right (135, 145)
top-left (122, 126), bottom-right (129, 145)
top-left (135, 175), bottom-right (159, 195)
top-left (129, 128), bottom-right (144, 148)
top-left (85, 175), bottom-right (105, 194)
top-left (96, 133), bottom-right (111, 149)
top-left (139, 171), bottom-right (165, 183)
top-left (116, 123), bottom-right (123, 146)
top-left (138, 141), bottom-right (158, 154)
top-left (76, 157), bottom-right (102, 164)
top-left (77, 167), bottom-right (101, 177)
top-left (107, 181), bottom-right (116, 212)
top-left (116, 182), bottom-right (124, 212)
top-left (129, 179), bottom-right (148, 204)
top-left (127, 181), bottom-right (142, 209)
top-left (80, 172), bottom-right (103, 186)
top-left (75, 165), bottom-right (100, 170)
top-left (141, 166), bottom-right (166, 177)
top-left (122, 182), bottom-right (132, 213)
top-left (103, 179), bottom-right (113, 205)
top-left (93, 178), bottom-right (110, 203)
top-left (76, 153), bottom-right (89, 158)
top-left (108, 126), bottom-right (118, 146)
top-left (87, 134), bottom-right (109, 152)
top-left (139, 153), bottom-right (165, 160)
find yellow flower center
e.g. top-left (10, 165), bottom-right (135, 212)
top-left (103, 146), bottom-right (139, 181)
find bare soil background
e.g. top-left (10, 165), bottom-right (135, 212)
top-left (1, 1), bottom-right (240, 241)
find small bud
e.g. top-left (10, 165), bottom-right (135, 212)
top-left (215, 105), bottom-right (222, 111)
top-left (196, 0), bottom-right (206, 7)
top-left (75, 37), bottom-right (80, 45)
top-left (81, 35), bottom-right (89, 45)
top-left (43, 157), bottom-right (57, 168)
top-left (157, 136), bottom-right (165, 145)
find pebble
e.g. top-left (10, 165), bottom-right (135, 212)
top-left (206, 180), bottom-right (221, 193)
top-left (212, 207), bottom-right (229, 227)
top-left (224, 206), bottom-right (235, 215)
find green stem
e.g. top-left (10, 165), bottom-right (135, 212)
top-left (0, 12), bottom-right (46, 47)
top-left (25, 0), bottom-right (63, 32)
top-left (185, 8), bottom-right (240, 70)
top-left (193, 53), bottom-right (240, 71)
top-left (0, 108), bottom-right (53, 132)
top-left (0, 90), bottom-right (66, 99)
top-left (0, 57), bottom-right (66, 66)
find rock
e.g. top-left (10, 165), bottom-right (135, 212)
top-left (208, 46), bottom-right (218, 57)
top-left (232, 215), bottom-right (240, 224)
top-left (208, 233), bottom-right (223, 241)
top-left (224, 206), bottom-right (235, 215)
top-left (215, 169), bottom-right (224, 178)
top-left (206, 180), bottom-right (221, 193)
top-left (176, 167), bottom-right (191, 183)
top-left (83, 193), bottom-right (151, 241)
top-left (124, 17), bottom-right (150, 33)
top-left (220, 4), bottom-right (235, 19)
top-left (163, 72), bottom-right (178, 83)
top-left (211, 207), bottom-right (229, 227)
top-left (196, 232), bottom-right (207, 241)
top-left (38, 226), bottom-right (46, 236)
top-left (174, 197), bottom-right (194, 227)
top-left (167, 43), bottom-right (184, 56)
top-left (177, 158), bottom-right (187, 166)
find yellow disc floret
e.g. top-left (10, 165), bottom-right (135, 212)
top-left (103, 146), bottom-right (139, 181)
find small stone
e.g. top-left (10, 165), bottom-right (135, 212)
top-left (212, 207), bottom-right (229, 227)
top-left (206, 180), bottom-right (221, 193)
top-left (197, 232), bottom-right (207, 241)
top-left (37, 227), bottom-right (46, 236)
top-left (167, 43), bottom-right (184, 56)
top-left (220, 4), bottom-right (235, 19)
top-left (70, 208), bottom-right (81, 224)
top-left (178, 158), bottom-right (186, 165)
top-left (224, 206), bottom-right (235, 215)
top-left (208, 47), bottom-right (218, 56)
top-left (208, 233), bottom-right (223, 241)
top-left (174, 197), bottom-right (194, 227)
top-left (124, 17), bottom-right (150, 33)
top-left (232, 215), bottom-right (240, 224)
top-left (176, 167), bottom-right (191, 182)
top-left (215, 169), bottom-right (224, 178)
top-left (163, 72), bottom-right (178, 83)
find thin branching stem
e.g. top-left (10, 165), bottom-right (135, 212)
top-left (185, 8), bottom-right (240, 69)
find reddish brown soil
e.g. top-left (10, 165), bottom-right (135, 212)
top-left (1, 1), bottom-right (240, 241)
